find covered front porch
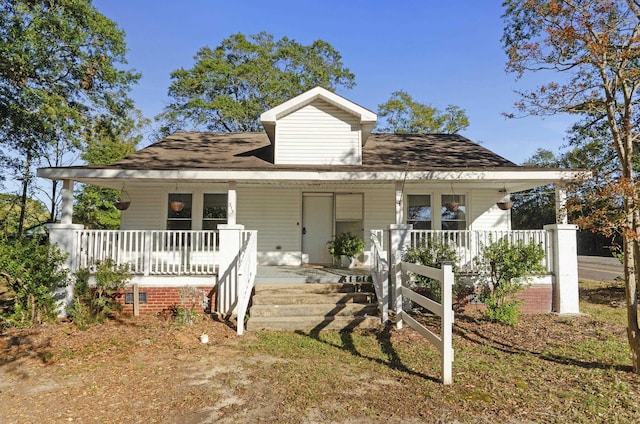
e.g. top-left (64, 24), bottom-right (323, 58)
top-left (48, 223), bottom-right (578, 318)
top-left (41, 168), bottom-right (581, 331)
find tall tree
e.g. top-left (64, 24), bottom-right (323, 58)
top-left (157, 32), bottom-right (356, 134)
top-left (74, 111), bottom-right (147, 229)
top-left (376, 90), bottom-right (470, 134)
top-left (503, 0), bottom-right (640, 371)
top-left (0, 0), bottom-right (139, 234)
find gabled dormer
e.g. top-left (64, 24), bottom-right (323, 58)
top-left (260, 87), bottom-right (377, 165)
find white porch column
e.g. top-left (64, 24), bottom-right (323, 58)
top-left (395, 181), bottom-right (404, 225)
top-left (555, 184), bottom-right (568, 225)
top-left (544, 223), bottom-right (580, 314)
top-left (389, 223), bottom-right (413, 328)
top-left (216, 224), bottom-right (244, 316)
top-left (227, 181), bottom-right (237, 226)
top-left (48, 222), bottom-right (84, 315)
top-left (61, 179), bottom-right (74, 224)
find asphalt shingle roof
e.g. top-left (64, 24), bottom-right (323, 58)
top-left (104, 132), bottom-right (519, 171)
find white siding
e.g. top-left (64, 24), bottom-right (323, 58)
top-left (237, 186), bottom-right (302, 265)
top-left (275, 99), bottom-right (361, 165)
top-left (468, 189), bottom-right (511, 231)
top-left (120, 183), bottom-right (230, 231)
top-left (336, 194), bottom-right (363, 220)
top-left (119, 183), bottom-right (508, 265)
top-left (362, 186), bottom-right (395, 249)
top-left (120, 186), bottom-right (165, 230)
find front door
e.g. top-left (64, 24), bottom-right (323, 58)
top-left (302, 194), bottom-right (334, 264)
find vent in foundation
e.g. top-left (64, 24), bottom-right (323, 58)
top-left (125, 292), bottom-right (147, 304)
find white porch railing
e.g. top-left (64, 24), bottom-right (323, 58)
top-left (73, 230), bottom-right (221, 275)
top-left (408, 230), bottom-right (551, 274)
top-left (370, 231), bottom-right (389, 323)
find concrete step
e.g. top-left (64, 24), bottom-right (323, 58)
top-left (255, 282), bottom-right (374, 295)
top-left (252, 292), bottom-right (375, 305)
top-left (249, 303), bottom-right (378, 318)
top-left (247, 282), bottom-right (380, 332)
top-left (247, 315), bottom-right (381, 332)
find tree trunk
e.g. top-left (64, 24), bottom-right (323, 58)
top-left (49, 179), bottom-right (58, 223)
top-left (17, 150), bottom-right (32, 236)
top-left (624, 172), bottom-right (640, 372)
top-left (624, 236), bottom-right (640, 372)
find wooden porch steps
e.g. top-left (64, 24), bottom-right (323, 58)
top-left (247, 282), bottom-right (381, 332)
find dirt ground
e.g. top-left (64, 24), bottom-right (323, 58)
top-left (0, 315), bottom-right (259, 423)
top-left (0, 293), bottom-right (637, 423)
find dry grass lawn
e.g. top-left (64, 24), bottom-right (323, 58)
top-left (1, 280), bottom-right (639, 423)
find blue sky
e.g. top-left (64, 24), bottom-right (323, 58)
top-left (92, 0), bottom-right (573, 164)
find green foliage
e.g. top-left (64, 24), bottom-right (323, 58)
top-left (69, 259), bottom-right (131, 329)
top-left (477, 238), bottom-right (545, 325)
top-left (0, 193), bottom-right (49, 238)
top-left (73, 186), bottom-right (122, 230)
top-left (376, 90), bottom-right (469, 134)
top-left (0, 237), bottom-right (69, 327)
top-left (511, 149), bottom-right (559, 230)
top-left (402, 238), bottom-right (458, 303)
top-left (171, 286), bottom-right (207, 325)
top-left (481, 293), bottom-right (522, 326)
top-left (73, 113), bottom-right (147, 229)
top-left (157, 31), bottom-right (356, 134)
top-left (0, 0), bottom-right (140, 233)
top-left (327, 233), bottom-right (365, 259)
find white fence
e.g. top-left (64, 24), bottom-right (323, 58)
top-left (370, 231), bottom-right (389, 323)
top-left (73, 230), bottom-right (220, 275)
top-left (397, 261), bottom-right (455, 385)
top-left (408, 230), bottom-right (551, 273)
top-left (236, 231), bottom-right (258, 335)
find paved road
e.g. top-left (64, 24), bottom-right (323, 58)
top-left (578, 255), bottom-right (623, 282)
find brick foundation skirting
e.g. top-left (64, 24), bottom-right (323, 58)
top-left (115, 286), bottom-right (215, 315)
top-left (517, 284), bottom-right (553, 314)
top-left (114, 283), bottom-right (553, 317)
top-left (461, 284), bottom-right (553, 315)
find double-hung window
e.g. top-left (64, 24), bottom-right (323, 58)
top-left (167, 193), bottom-right (193, 230)
top-left (202, 193), bottom-right (228, 230)
top-left (441, 194), bottom-right (466, 230)
top-left (407, 195), bottom-right (432, 229)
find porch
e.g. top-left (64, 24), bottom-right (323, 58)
top-left (48, 224), bottom-right (578, 323)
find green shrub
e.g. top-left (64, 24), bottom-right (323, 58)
top-left (402, 238), bottom-right (458, 303)
top-left (327, 233), bottom-right (365, 258)
top-left (69, 259), bottom-right (131, 329)
top-left (477, 238), bottom-right (545, 325)
top-left (171, 285), bottom-right (206, 325)
top-left (0, 237), bottom-right (69, 328)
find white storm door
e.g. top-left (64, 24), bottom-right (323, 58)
top-left (302, 194), bottom-right (334, 264)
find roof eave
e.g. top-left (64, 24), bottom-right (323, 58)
top-left (37, 167), bottom-right (589, 185)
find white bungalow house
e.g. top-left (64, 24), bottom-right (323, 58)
top-left (37, 87), bottom-right (585, 327)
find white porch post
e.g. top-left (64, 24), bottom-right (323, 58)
top-left (227, 181), bottom-right (237, 226)
top-left (216, 224), bottom-right (244, 317)
top-left (61, 179), bottom-right (74, 224)
top-left (555, 184), bottom-right (568, 225)
top-left (544, 223), bottom-right (580, 314)
top-left (395, 181), bottom-right (404, 225)
top-left (48, 178), bottom-right (84, 315)
top-left (389, 223), bottom-right (412, 328)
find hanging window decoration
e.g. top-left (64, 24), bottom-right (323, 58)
top-left (115, 183), bottom-right (131, 211)
top-left (496, 187), bottom-right (513, 210)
